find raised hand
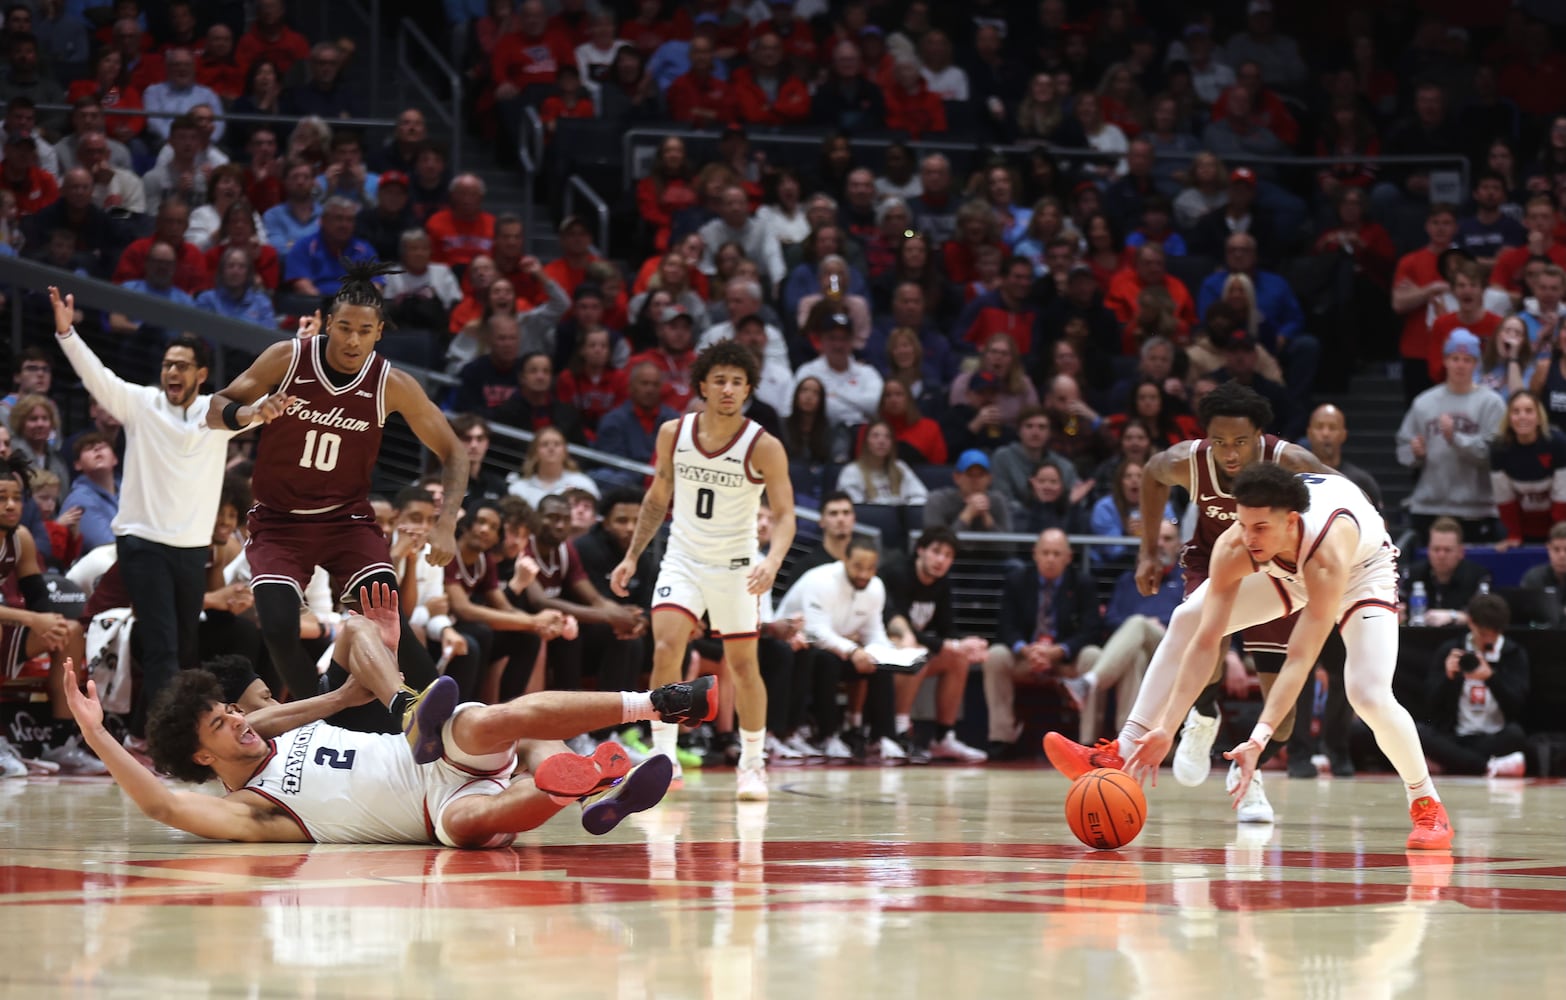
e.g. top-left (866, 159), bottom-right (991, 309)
top-left (47, 285), bottom-right (74, 334)
top-left (357, 582), bottom-right (401, 654)
top-left (62, 660), bottom-right (103, 730)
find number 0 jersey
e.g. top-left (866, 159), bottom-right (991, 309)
top-left (253, 337), bottom-right (389, 516)
top-left (667, 413), bottom-right (767, 566)
top-left (239, 721), bottom-right (431, 843)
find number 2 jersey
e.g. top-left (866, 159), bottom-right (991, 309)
top-left (239, 721), bottom-right (461, 843)
top-left (667, 412), bottom-right (767, 566)
top-left (253, 337), bottom-right (390, 515)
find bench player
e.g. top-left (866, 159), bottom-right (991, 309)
top-left (1124, 465), bottom-right (1452, 849)
top-left (1047, 382), bottom-right (1334, 821)
top-left (611, 341), bottom-right (796, 801)
top-left (66, 582), bottom-right (721, 846)
top-left (206, 261), bottom-right (469, 710)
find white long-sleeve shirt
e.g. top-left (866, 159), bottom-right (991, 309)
top-left (776, 561), bottom-right (890, 658)
top-left (783, 357), bottom-right (883, 427)
top-left (57, 330), bottom-right (250, 548)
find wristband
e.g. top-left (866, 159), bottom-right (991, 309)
top-left (221, 399), bottom-right (244, 431)
top-left (1249, 722), bottom-right (1275, 747)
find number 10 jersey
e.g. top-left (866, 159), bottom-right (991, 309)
top-left (667, 412), bottom-right (766, 566)
top-left (253, 337), bottom-right (389, 516)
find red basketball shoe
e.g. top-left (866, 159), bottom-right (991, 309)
top-left (1406, 797), bottom-right (1454, 850)
top-left (534, 742), bottom-right (634, 799)
top-left (1043, 733), bottom-right (1126, 780)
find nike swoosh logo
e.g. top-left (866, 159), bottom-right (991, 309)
top-left (350, 514), bottom-right (369, 520)
top-left (1199, 494), bottom-right (1221, 501)
top-left (1362, 613), bottom-right (1389, 621)
top-left (294, 378), bottom-right (315, 384)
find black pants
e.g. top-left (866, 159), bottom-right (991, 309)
top-left (118, 536), bottom-right (207, 735)
top-left (759, 638), bottom-right (806, 735)
top-left (578, 624), bottom-right (644, 694)
top-left (810, 649), bottom-right (895, 740)
top-left (1415, 721), bottom-right (1528, 775)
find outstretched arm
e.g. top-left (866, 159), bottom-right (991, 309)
top-left (1136, 443), bottom-right (1193, 595)
top-left (387, 369), bottom-right (468, 566)
top-left (610, 420), bottom-right (677, 597)
top-left (749, 433), bottom-right (795, 596)
top-left (65, 663), bottom-right (283, 841)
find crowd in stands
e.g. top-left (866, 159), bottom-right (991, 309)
top-left (3, 0), bottom-right (1566, 774)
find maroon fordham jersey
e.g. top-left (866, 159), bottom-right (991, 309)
top-left (1179, 434), bottom-right (1290, 579)
top-left (253, 338), bottom-right (390, 515)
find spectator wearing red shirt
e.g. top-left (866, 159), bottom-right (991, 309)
top-left (67, 47), bottom-right (146, 141)
top-left (954, 256), bottom-right (1045, 359)
top-left (1497, 21), bottom-right (1566, 119)
top-left (1314, 187), bottom-right (1397, 289)
top-left (1105, 244), bottom-right (1198, 350)
top-left (627, 305), bottom-right (698, 412)
top-left (883, 60), bottom-right (947, 139)
top-left (1429, 260), bottom-right (1504, 383)
top-left (548, 0), bottom-right (595, 48)
top-left (729, 31), bottom-right (810, 127)
top-left (544, 216), bottom-right (603, 298)
top-left (107, 17), bottom-right (165, 92)
top-left (1392, 204), bottom-right (1459, 403)
top-left (621, 0), bottom-right (680, 57)
top-left (196, 23), bottom-right (246, 101)
top-left (235, 0), bottom-right (310, 77)
top-left (539, 66), bottom-right (595, 139)
top-left (636, 136), bottom-right (697, 253)
top-left (1490, 195), bottom-right (1566, 305)
top-left (424, 174), bottom-right (496, 270)
top-left (241, 128), bottom-right (284, 213)
top-left (1, 134), bottom-right (57, 215)
top-left (942, 201), bottom-right (1007, 285)
top-left (556, 327), bottom-right (628, 438)
top-left (491, 0), bottom-right (574, 100)
top-left (756, 0), bottom-right (818, 73)
top-left (1211, 60), bottom-right (1299, 149)
top-left (113, 199), bottom-right (208, 294)
top-left (665, 35), bottom-right (729, 127)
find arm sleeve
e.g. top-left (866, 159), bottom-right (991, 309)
top-left (1489, 646), bottom-right (1531, 722)
top-left (900, 464), bottom-right (928, 504)
top-left (835, 464), bottom-right (867, 503)
top-left (1394, 404), bottom-right (1422, 467)
top-left (860, 582), bottom-right (892, 648)
top-left (799, 571), bottom-right (857, 658)
top-left (1451, 397), bottom-right (1505, 463)
top-left (56, 332), bottom-right (142, 424)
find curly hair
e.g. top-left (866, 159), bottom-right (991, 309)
top-left (1195, 380), bottom-right (1273, 433)
top-left (0, 451), bottom-right (35, 494)
top-left (146, 669), bottom-right (228, 784)
top-left (692, 339), bottom-right (760, 400)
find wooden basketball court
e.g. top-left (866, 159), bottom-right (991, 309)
top-left (1, 766), bottom-right (1562, 997)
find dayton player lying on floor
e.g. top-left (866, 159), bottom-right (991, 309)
top-left (65, 584), bottom-right (718, 847)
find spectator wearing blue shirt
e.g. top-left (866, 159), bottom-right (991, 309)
top-left (1457, 171), bottom-right (1527, 270)
top-left (1196, 231), bottom-right (1317, 400)
top-left (262, 159), bottom-right (322, 253)
top-left (61, 431), bottom-right (120, 553)
top-left (1062, 520), bottom-right (1185, 744)
top-left (282, 197), bottom-right (377, 297)
top-left (196, 246), bottom-right (276, 327)
top-left (646, 17), bottom-right (729, 94)
top-left (106, 241), bottom-right (197, 339)
top-left (1088, 457), bottom-right (1175, 565)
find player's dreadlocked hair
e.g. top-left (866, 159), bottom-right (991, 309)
top-left (691, 339), bottom-right (761, 400)
top-left (328, 257), bottom-right (403, 318)
top-left (0, 452), bottom-right (36, 495)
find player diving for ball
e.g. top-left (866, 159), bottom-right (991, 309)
top-left (66, 583), bottom-right (719, 847)
top-left (1050, 464), bottom-right (1453, 850)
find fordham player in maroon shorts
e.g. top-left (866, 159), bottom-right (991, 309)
top-left (1047, 382), bottom-right (1337, 821)
top-left (206, 261), bottom-right (469, 708)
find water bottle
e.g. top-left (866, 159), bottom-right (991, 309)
top-left (1409, 581), bottom-right (1428, 627)
top-left (1478, 580), bottom-right (1490, 596)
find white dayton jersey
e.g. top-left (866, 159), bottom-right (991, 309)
top-left (1256, 473), bottom-right (1399, 620)
top-left (240, 717), bottom-right (513, 846)
top-left (667, 412), bottom-right (767, 565)
top-left (655, 413), bottom-right (768, 638)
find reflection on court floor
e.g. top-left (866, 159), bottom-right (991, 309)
top-left (1, 768), bottom-right (1562, 998)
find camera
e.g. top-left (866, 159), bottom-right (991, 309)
top-left (1458, 651), bottom-right (1481, 674)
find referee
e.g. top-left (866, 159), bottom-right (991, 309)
top-left (50, 286), bottom-right (273, 741)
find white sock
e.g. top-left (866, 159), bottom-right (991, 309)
top-left (621, 691), bottom-right (654, 723)
top-left (1119, 720), bottom-right (1149, 762)
top-left (895, 713), bottom-right (912, 735)
top-left (846, 712), bottom-right (863, 729)
top-left (1406, 776), bottom-right (1439, 805)
top-left (651, 720), bottom-right (678, 760)
top-left (739, 727), bottom-right (765, 770)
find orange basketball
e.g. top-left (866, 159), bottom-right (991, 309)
top-left (1066, 768), bottom-right (1147, 850)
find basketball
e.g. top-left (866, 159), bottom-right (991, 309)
top-left (1066, 768), bottom-right (1147, 850)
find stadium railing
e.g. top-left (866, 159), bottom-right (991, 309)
top-left (397, 16), bottom-right (464, 174)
